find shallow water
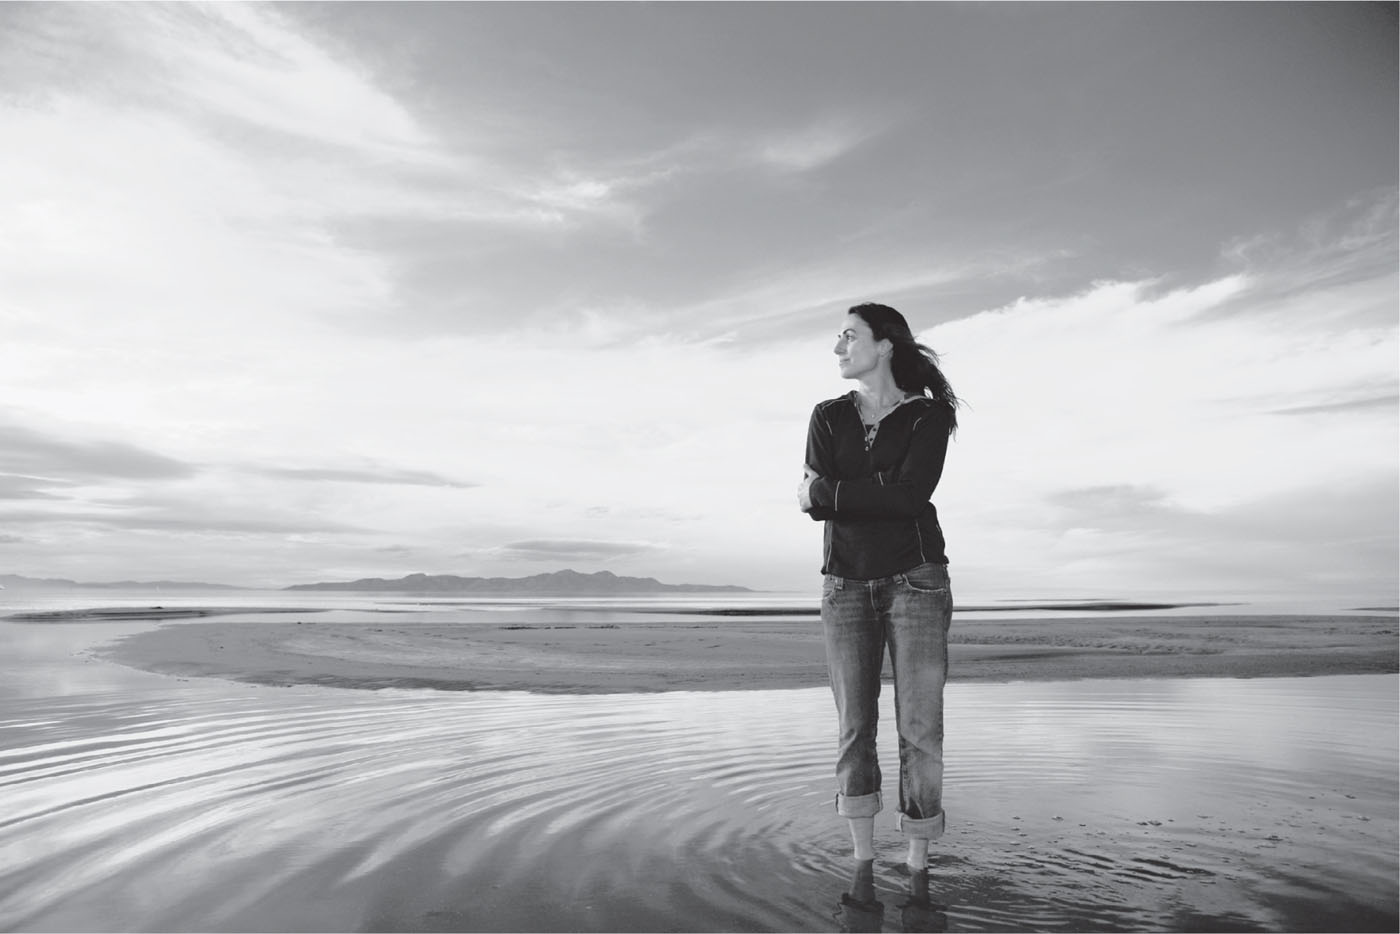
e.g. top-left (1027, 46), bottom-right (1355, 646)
top-left (0, 606), bottom-right (1395, 932)
top-left (3, 585), bottom-right (1394, 624)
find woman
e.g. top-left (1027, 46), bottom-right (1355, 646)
top-left (798, 302), bottom-right (959, 870)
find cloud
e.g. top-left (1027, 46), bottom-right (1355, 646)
top-left (1037, 473), bottom-right (1397, 599)
top-left (0, 505), bottom-right (363, 536)
top-left (533, 246), bottom-right (1071, 350)
top-left (1214, 187), bottom-right (1398, 325)
top-left (515, 163), bottom-right (676, 234)
top-left (491, 539), bottom-right (665, 562)
top-left (0, 475), bottom-right (66, 501)
top-left (1267, 394), bottom-right (1398, 417)
top-left (756, 116), bottom-right (888, 172)
top-left (1223, 188), bottom-right (1397, 274)
top-left (0, 423), bottom-right (196, 482)
top-left (1042, 477), bottom-right (1393, 557)
top-left (931, 235), bottom-right (1396, 599)
top-left (1047, 484), bottom-right (1183, 532)
top-left (253, 465), bottom-right (480, 489)
top-left (1, 7), bottom-right (1392, 597)
top-left (0, 4), bottom-right (440, 162)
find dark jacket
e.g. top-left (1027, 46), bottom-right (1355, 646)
top-left (803, 391), bottom-right (952, 579)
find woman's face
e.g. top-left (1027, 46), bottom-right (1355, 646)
top-left (834, 313), bottom-right (889, 381)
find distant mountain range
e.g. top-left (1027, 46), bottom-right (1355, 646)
top-left (1, 569), bottom-right (751, 594)
top-left (285, 569), bottom-right (752, 594)
top-left (0, 574), bottom-right (242, 590)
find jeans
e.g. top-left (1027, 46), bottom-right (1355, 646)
top-left (821, 562), bottom-right (952, 840)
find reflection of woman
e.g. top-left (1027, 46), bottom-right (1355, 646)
top-left (798, 303), bottom-right (960, 870)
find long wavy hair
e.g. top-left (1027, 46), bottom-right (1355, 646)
top-left (849, 302), bottom-right (960, 434)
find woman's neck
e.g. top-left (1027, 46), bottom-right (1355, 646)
top-left (856, 374), bottom-right (905, 408)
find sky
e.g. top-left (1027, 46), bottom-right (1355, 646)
top-left (1, 2), bottom-right (1396, 602)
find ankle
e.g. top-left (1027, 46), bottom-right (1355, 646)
top-left (848, 817), bottom-right (876, 861)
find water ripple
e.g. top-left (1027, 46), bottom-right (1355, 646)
top-left (0, 677), bottom-right (1395, 932)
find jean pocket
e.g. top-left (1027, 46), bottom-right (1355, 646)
top-left (900, 563), bottom-right (949, 594)
top-left (821, 575), bottom-right (842, 600)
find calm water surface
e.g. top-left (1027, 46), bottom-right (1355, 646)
top-left (0, 593), bottom-right (1395, 932)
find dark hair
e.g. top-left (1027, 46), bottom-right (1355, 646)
top-left (849, 302), bottom-right (960, 434)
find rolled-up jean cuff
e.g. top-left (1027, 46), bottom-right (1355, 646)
top-left (897, 810), bottom-right (946, 840)
top-left (835, 791), bottom-right (883, 818)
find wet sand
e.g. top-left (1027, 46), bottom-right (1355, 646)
top-left (91, 613), bottom-right (1399, 693)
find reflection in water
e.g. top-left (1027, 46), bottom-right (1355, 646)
top-left (837, 859), bottom-right (950, 933)
top-left (0, 617), bottom-right (1395, 932)
top-left (899, 868), bottom-right (949, 933)
top-left (836, 860), bottom-right (883, 932)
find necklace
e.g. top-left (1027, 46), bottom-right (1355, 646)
top-left (856, 392), bottom-right (908, 451)
top-left (857, 393), bottom-right (907, 424)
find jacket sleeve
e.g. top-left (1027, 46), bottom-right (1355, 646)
top-left (808, 410), bottom-right (949, 519)
top-left (803, 405), bottom-right (838, 521)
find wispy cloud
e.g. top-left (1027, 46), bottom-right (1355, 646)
top-left (1216, 187), bottom-right (1398, 322)
top-left (514, 162), bottom-right (681, 235)
top-left (526, 246), bottom-right (1071, 350)
top-left (1047, 484), bottom-right (1184, 532)
top-left (0, 475), bottom-right (66, 501)
top-left (755, 115), bottom-right (890, 172)
top-left (56, 3), bottom-right (440, 161)
top-left (1267, 394), bottom-right (1399, 417)
top-left (492, 540), bottom-right (665, 562)
top-left (0, 423), bottom-right (196, 482)
top-left (252, 465), bottom-right (480, 489)
top-left (0, 506), bottom-right (362, 536)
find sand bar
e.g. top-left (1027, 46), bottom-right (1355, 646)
top-left (92, 613), bottom-right (1399, 693)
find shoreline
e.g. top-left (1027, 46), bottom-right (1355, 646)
top-left (5, 606), bottom-right (326, 623)
top-left (89, 613), bottom-right (1400, 693)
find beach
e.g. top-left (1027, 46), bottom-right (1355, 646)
top-left (79, 610), bottom-right (1400, 693)
top-left (1, 596), bottom-right (1396, 932)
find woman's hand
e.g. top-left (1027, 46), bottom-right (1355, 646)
top-left (798, 465), bottom-right (818, 512)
